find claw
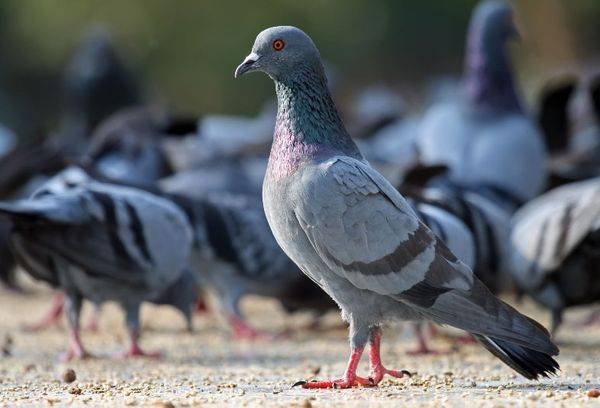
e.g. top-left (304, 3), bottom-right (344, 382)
top-left (292, 380), bottom-right (308, 388)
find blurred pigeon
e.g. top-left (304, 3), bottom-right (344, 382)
top-left (349, 85), bottom-right (406, 140)
top-left (82, 106), bottom-right (176, 187)
top-left (539, 74), bottom-right (600, 188)
top-left (509, 177), bottom-right (600, 334)
top-left (162, 101), bottom-right (276, 171)
top-left (537, 76), bottom-right (577, 155)
top-left (416, 0), bottom-right (547, 209)
top-left (405, 192), bottom-right (477, 354)
top-left (0, 168), bottom-right (194, 360)
top-left (58, 26), bottom-right (141, 157)
top-left (236, 25), bottom-right (558, 387)
top-left (166, 189), bottom-right (335, 338)
top-left (159, 157), bottom-right (265, 199)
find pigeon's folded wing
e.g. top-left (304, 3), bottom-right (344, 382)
top-left (295, 156), bottom-right (557, 354)
top-left (511, 177), bottom-right (600, 276)
top-left (296, 156), bottom-right (474, 297)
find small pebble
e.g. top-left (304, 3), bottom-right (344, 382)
top-left (588, 389), bottom-right (600, 398)
top-left (62, 368), bottom-right (77, 383)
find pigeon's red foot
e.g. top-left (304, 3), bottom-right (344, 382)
top-left (114, 344), bottom-right (162, 359)
top-left (296, 375), bottom-right (373, 389)
top-left (229, 316), bottom-right (291, 340)
top-left (368, 364), bottom-right (411, 384)
top-left (59, 337), bottom-right (92, 362)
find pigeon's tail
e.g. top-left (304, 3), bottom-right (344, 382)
top-left (473, 334), bottom-right (560, 380)
top-left (0, 202), bottom-right (41, 221)
top-left (403, 275), bottom-right (560, 380)
top-left (0, 198), bottom-right (83, 226)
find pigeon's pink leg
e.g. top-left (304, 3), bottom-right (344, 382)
top-left (451, 334), bottom-right (477, 344)
top-left (60, 327), bottom-right (92, 362)
top-left (228, 316), bottom-right (291, 340)
top-left (115, 328), bottom-right (161, 359)
top-left (23, 292), bottom-right (65, 332)
top-left (83, 307), bottom-right (100, 332)
top-left (406, 323), bottom-right (450, 355)
top-left (368, 327), bottom-right (411, 384)
top-left (299, 347), bottom-right (372, 389)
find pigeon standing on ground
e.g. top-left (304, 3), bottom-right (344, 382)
top-left (0, 168), bottom-right (194, 360)
top-left (235, 25), bottom-right (558, 388)
top-left (416, 0), bottom-right (547, 210)
top-left (509, 177), bottom-right (600, 334)
top-left (164, 188), bottom-right (336, 338)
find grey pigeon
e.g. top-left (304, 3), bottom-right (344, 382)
top-left (235, 25), bottom-right (558, 388)
top-left (416, 0), bottom-right (547, 209)
top-left (167, 189), bottom-right (336, 338)
top-left (82, 106), bottom-right (176, 187)
top-left (0, 168), bottom-right (194, 360)
top-left (161, 101), bottom-right (276, 171)
top-left (509, 177), bottom-right (600, 334)
top-left (159, 156), bottom-right (266, 199)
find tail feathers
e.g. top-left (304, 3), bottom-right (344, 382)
top-left (0, 199), bottom-right (85, 225)
top-left (474, 334), bottom-right (560, 380)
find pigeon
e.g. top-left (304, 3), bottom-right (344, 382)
top-left (235, 25), bottom-right (559, 388)
top-left (404, 191), bottom-right (477, 354)
top-left (349, 85), bottom-right (406, 140)
top-left (57, 26), bottom-right (141, 158)
top-left (0, 167), bottom-right (194, 360)
top-left (508, 177), bottom-right (600, 334)
top-left (538, 74), bottom-right (600, 188)
top-left (159, 156), bottom-right (265, 199)
top-left (82, 106), bottom-right (177, 187)
top-left (164, 188), bottom-right (336, 338)
top-left (416, 0), bottom-right (547, 210)
top-left (161, 101), bottom-right (276, 171)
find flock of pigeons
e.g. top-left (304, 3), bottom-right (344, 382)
top-left (0, 0), bottom-right (598, 389)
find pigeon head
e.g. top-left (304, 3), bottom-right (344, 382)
top-left (464, 0), bottom-right (522, 111)
top-left (470, 0), bottom-right (519, 45)
top-left (235, 26), bottom-right (323, 81)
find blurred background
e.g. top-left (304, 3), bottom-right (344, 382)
top-left (0, 0), bottom-right (598, 140)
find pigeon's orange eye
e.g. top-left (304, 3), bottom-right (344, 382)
top-left (273, 39), bottom-right (285, 51)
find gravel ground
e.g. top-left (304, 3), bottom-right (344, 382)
top-left (0, 279), bottom-right (599, 407)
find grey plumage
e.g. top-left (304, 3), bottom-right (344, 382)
top-left (237, 25), bottom-right (558, 385)
top-left (509, 177), bottom-right (600, 333)
top-left (83, 106), bottom-right (176, 187)
top-left (169, 190), bottom-right (335, 336)
top-left (416, 0), bottom-right (547, 207)
top-left (404, 183), bottom-right (512, 294)
top-left (0, 168), bottom-right (194, 358)
top-left (159, 157), bottom-right (266, 199)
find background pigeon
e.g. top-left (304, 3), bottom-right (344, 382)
top-left (509, 177), bottom-right (600, 334)
top-left (0, 169), bottom-right (194, 360)
top-left (416, 0), bottom-right (547, 209)
top-left (236, 25), bottom-right (559, 388)
top-left (164, 188), bottom-right (336, 338)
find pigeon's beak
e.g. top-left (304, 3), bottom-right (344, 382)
top-left (235, 53), bottom-right (261, 78)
